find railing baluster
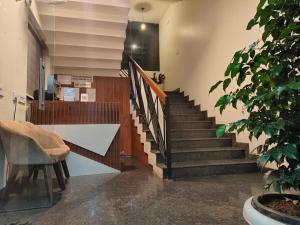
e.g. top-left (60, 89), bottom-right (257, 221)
top-left (127, 56), bottom-right (172, 179)
top-left (142, 78), bottom-right (165, 158)
top-left (130, 62), bottom-right (146, 121)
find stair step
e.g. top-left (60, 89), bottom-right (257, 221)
top-left (169, 102), bottom-right (194, 107)
top-left (170, 137), bottom-right (232, 148)
top-left (169, 100), bottom-right (190, 104)
top-left (171, 147), bottom-right (246, 161)
top-left (171, 128), bottom-right (216, 138)
top-left (170, 107), bottom-right (199, 114)
top-left (168, 95), bottom-right (188, 99)
top-left (146, 131), bottom-right (153, 139)
top-left (171, 159), bottom-right (258, 178)
top-left (172, 146), bottom-right (243, 153)
top-left (147, 137), bottom-right (155, 142)
top-left (167, 91), bottom-right (184, 97)
top-left (170, 114), bottom-right (205, 121)
top-left (171, 121), bottom-right (213, 129)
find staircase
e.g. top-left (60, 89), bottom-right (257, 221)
top-left (164, 90), bottom-right (258, 178)
top-left (131, 89), bottom-right (258, 179)
top-left (127, 57), bottom-right (258, 179)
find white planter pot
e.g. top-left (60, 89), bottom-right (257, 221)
top-left (243, 197), bottom-right (285, 225)
top-left (244, 194), bottom-right (300, 225)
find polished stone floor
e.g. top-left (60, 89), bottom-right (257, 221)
top-left (0, 161), bottom-right (265, 225)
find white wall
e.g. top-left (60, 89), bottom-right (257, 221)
top-left (0, 0), bottom-right (29, 189)
top-left (160, 0), bottom-right (265, 152)
top-left (0, 0), bottom-right (41, 189)
top-left (0, 0), bottom-right (28, 121)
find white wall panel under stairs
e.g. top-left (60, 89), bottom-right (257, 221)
top-left (37, 0), bottom-right (130, 77)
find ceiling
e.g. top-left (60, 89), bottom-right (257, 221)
top-left (37, 0), bottom-right (130, 77)
top-left (128, 0), bottom-right (179, 24)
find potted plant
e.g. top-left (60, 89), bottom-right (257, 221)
top-left (209, 0), bottom-right (300, 224)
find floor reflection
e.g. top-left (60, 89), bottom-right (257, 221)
top-left (0, 166), bottom-right (63, 213)
top-left (0, 159), bottom-right (264, 225)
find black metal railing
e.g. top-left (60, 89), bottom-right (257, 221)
top-left (126, 56), bottom-right (172, 178)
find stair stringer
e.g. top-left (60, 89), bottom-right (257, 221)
top-left (130, 108), bottom-right (165, 179)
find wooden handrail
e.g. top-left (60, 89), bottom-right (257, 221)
top-left (128, 56), bottom-right (167, 104)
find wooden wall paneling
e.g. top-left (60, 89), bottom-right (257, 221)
top-left (31, 101), bottom-right (120, 125)
top-left (120, 78), bottom-right (132, 156)
top-left (31, 101), bottom-right (121, 170)
top-left (31, 76), bottom-right (132, 170)
top-left (65, 131), bottom-right (120, 170)
top-left (93, 77), bottom-right (132, 156)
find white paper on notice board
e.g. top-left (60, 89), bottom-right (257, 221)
top-left (86, 88), bottom-right (96, 102)
top-left (81, 93), bottom-right (88, 102)
top-left (57, 75), bottom-right (72, 85)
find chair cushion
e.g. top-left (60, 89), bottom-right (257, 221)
top-left (0, 120), bottom-right (70, 163)
top-left (45, 146), bottom-right (70, 161)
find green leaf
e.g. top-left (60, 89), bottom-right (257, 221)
top-left (227, 122), bottom-right (237, 132)
top-left (283, 176), bottom-right (294, 187)
top-left (215, 95), bottom-right (229, 108)
top-left (250, 50), bottom-right (255, 58)
top-left (263, 126), bottom-right (272, 137)
top-left (209, 80), bottom-right (223, 94)
top-left (257, 0), bottom-right (267, 10)
top-left (253, 126), bottom-right (262, 139)
top-left (279, 23), bottom-right (300, 39)
top-left (270, 147), bottom-right (283, 163)
top-left (242, 53), bottom-right (249, 62)
top-left (254, 145), bottom-right (264, 154)
top-left (295, 165), bottom-right (300, 175)
top-left (225, 64), bottom-right (231, 76)
top-left (273, 179), bottom-right (281, 193)
top-left (247, 19), bottom-right (258, 30)
top-left (262, 30), bottom-right (271, 41)
top-left (270, 65), bottom-right (283, 77)
top-left (233, 51), bottom-right (242, 63)
top-left (259, 10), bottom-right (272, 27)
top-left (276, 86), bottom-right (286, 96)
top-left (232, 98), bottom-right (238, 109)
top-left (287, 81), bottom-right (300, 90)
top-left (231, 64), bottom-right (240, 78)
top-left (216, 124), bottom-right (226, 139)
top-left (237, 71), bottom-right (247, 86)
top-left (236, 89), bottom-right (246, 99)
top-left (223, 78), bottom-right (231, 91)
top-left (258, 152), bottom-right (271, 168)
top-left (215, 95), bottom-right (231, 114)
top-left (219, 105), bottom-right (226, 114)
top-left (283, 144), bottom-right (298, 161)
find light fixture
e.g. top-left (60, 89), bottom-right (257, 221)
top-left (140, 7), bottom-right (146, 31)
top-left (141, 23), bottom-right (146, 31)
top-left (131, 44), bottom-right (138, 50)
